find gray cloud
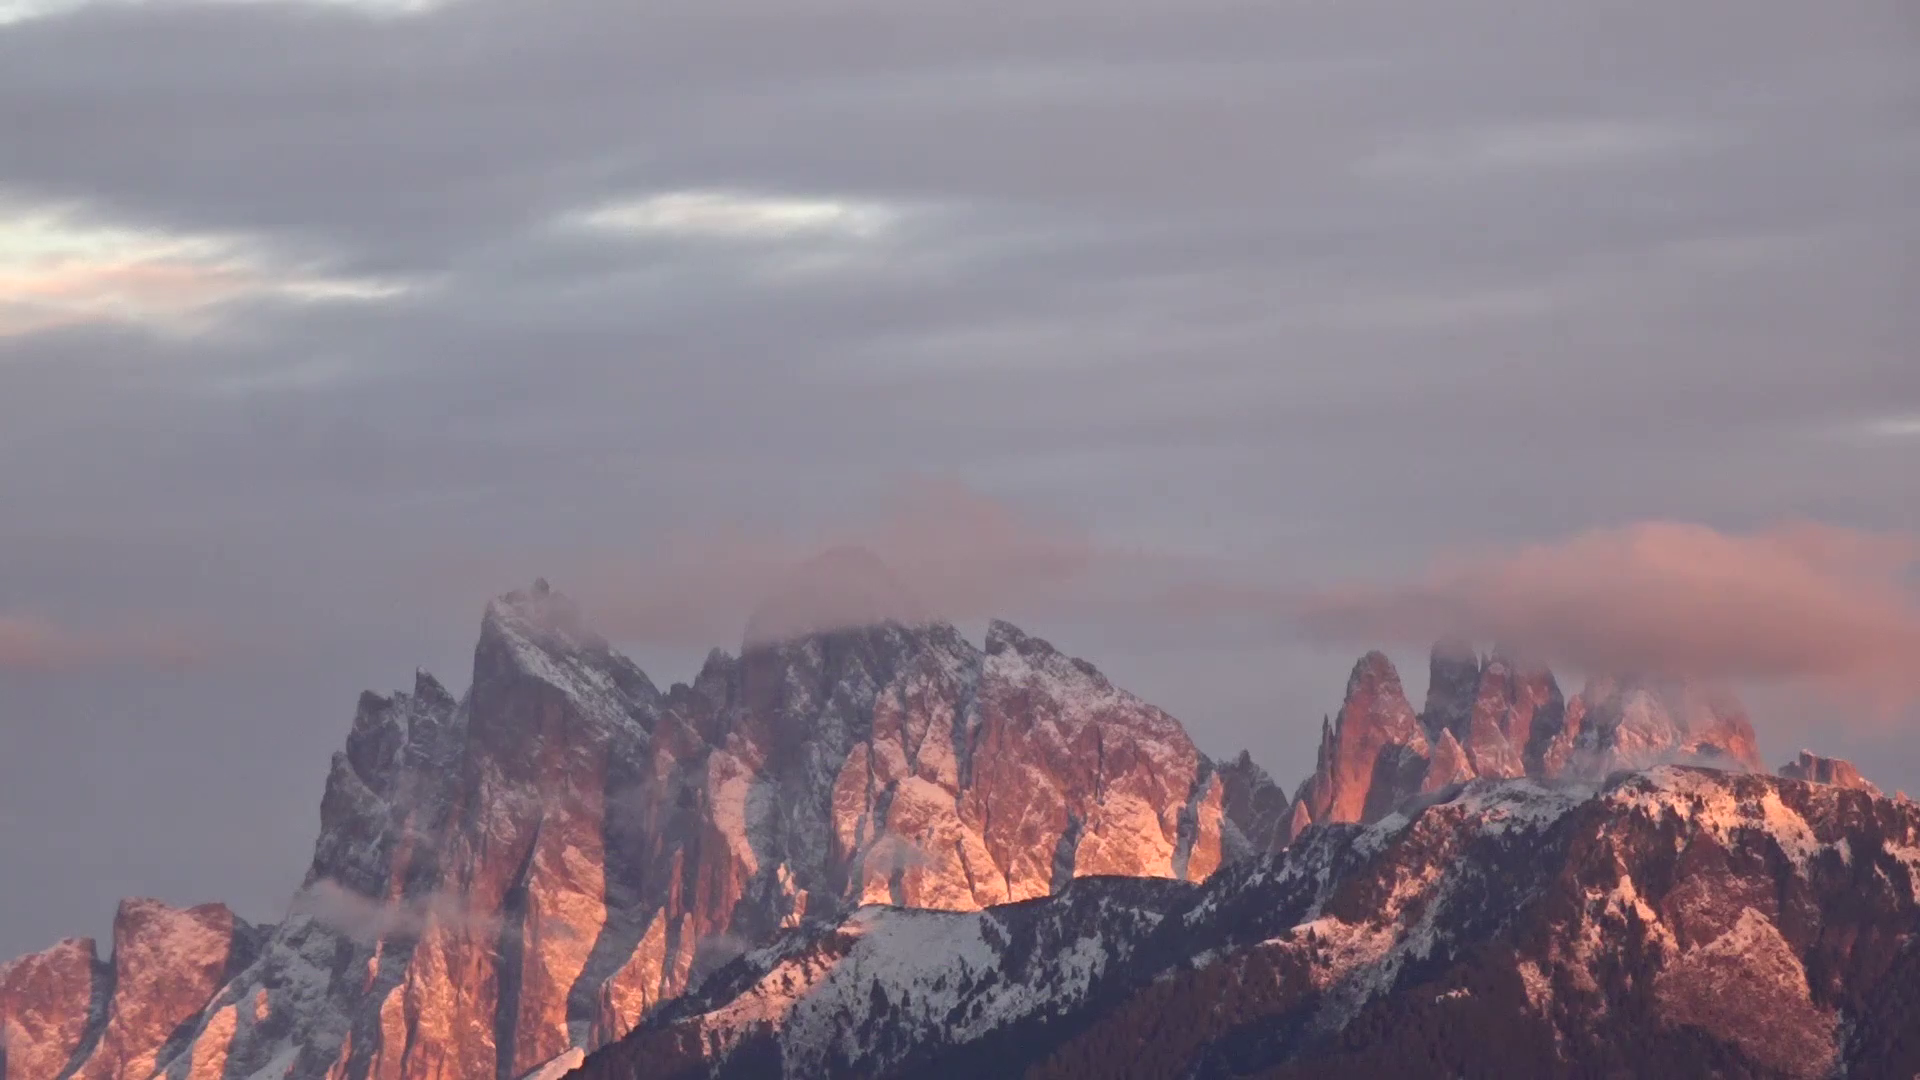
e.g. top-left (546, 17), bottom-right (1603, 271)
top-left (1, 0), bottom-right (1916, 959)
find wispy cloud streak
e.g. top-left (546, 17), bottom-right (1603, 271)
top-left (0, 611), bottom-right (210, 672)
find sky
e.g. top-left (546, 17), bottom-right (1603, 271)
top-left (2, 0), bottom-right (1917, 960)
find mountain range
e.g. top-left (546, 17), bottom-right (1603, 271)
top-left (2, 581), bottom-right (1913, 1079)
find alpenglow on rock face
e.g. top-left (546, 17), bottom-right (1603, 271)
top-left (1282, 644), bottom-right (1769, 841)
top-left (0, 899), bottom-right (261, 1080)
top-left (0, 584), bottom-right (1268, 1080)
top-left (1780, 749), bottom-right (1884, 796)
top-left (1, 584), bottom-right (1896, 1080)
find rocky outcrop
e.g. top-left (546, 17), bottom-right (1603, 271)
top-left (0, 938), bottom-right (101, 1080)
top-left (2, 583), bottom-right (1269, 1080)
top-left (1779, 750), bottom-right (1883, 795)
top-left (1288, 653), bottom-right (1427, 838)
top-left (1289, 643), bottom-right (1767, 841)
top-left (0, 900), bottom-right (258, 1080)
top-left (579, 767), bottom-right (1920, 1079)
top-left (1420, 729), bottom-right (1475, 791)
top-left (1420, 642), bottom-right (1563, 780)
top-left (79, 900), bottom-right (256, 1080)
top-left (1213, 751), bottom-right (1292, 859)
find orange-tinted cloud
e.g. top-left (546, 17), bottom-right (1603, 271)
top-left (0, 612), bottom-right (209, 672)
top-left (1294, 522), bottom-right (1920, 705)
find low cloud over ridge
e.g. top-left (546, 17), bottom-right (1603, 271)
top-left (290, 880), bottom-right (507, 945)
top-left (1296, 522), bottom-right (1920, 706)
top-left (488, 477), bottom-right (1098, 649)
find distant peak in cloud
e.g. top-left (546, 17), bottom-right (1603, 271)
top-left (1297, 521), bottom-right (1920, 708)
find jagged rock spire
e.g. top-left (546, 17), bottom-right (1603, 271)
top-left (1292, 652), bottom-right (1426, 830)
top-left (1300, 642), bottom-right (1770, 834)
top-left (1779, 749), bottom-right (1882, 795)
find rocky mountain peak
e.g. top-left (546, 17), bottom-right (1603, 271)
top-left (0, 936), bottom-right (103, 1080)
top-left (1422, 727), bottom-right (1476, 791)
top-left (1412, 639), bottom-right (1563, 782)
top-left (1288, 643), bottom-right (1777, 840)
top-left (1290, 652), bottom-right (1427, 832)
top-left (0, 899), bottom-right (261, 1080)
top-left (1345, 649), bottom-right (1407, 700)
top-left (983, 619), bottom-right (1116, 695)
top-left (1779, 749), bottom-right (1882, 795)
top-left (1214, 751), bottom-right (1292, 858)
top-left (483, 580), bottom-right (604, 654)
top-left (472, 582), bottom-right (660, 736)
top-left (981, 617), bottom-right (1048, 659)
top-left (411, 667), bottom-right (454, 707)
top-left (0, 585), bottom-right (1290, 1080)
top-left (8, 588), bottom-right (1888, 1080)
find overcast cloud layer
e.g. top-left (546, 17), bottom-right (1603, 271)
top-left (2, 0), bottom-right (1917, 957)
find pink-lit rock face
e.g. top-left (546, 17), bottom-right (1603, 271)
top-left (6, 590), bottom-right (1863, 1080)
top-left (0, 584), bottom-right (1268, 1080)
top-left (1287, 642), bottom-right (1767, 841)
top-left (1778, 750), bottom-right (1882, 795)
top-left (1421, 729), bottom-right (1476, 791)
top-left (0, 937), bottom-right (99, 1080)
top-left (1419, 641), bottom-right (1563, 780)
top-left (1291, 652), bottom-right (1427, 831)
top-left (9, 899), bottom-right (254, 1080)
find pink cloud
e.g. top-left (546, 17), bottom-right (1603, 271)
top-left (507, 477), bottom-right (1098, 649)
top-left (1293, 522), bottom-right (1920, 706)
top-left (0, 612), bottom-right (209, 672)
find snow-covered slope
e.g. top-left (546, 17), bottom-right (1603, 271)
top-left (576, 766), bottom-right (1920, 1079)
